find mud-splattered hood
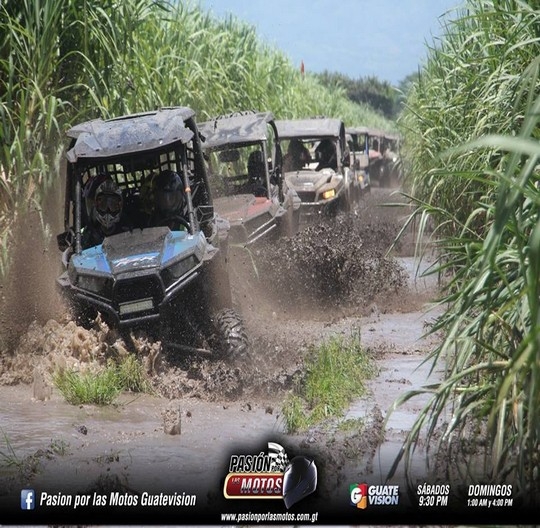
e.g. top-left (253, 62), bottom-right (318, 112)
top-left (213, 194), bottom-right (273, 226)
top-left (69, 227), bottom-right (208, 276)
top-left (284, 168), bottom-right (342, 193)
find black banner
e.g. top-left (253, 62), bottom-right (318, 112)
top-left (4, 444), bottom-right (539, 525)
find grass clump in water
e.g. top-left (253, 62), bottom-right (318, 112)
top-left (53, 364), bottom-right (122, 405)
top-left (116, 353), bottom-right (152, 393)
top-left (282, 335), bottom-right (376, 433)
top-left (53, 355), bottom-right (151, 405)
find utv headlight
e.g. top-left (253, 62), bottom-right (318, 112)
top-left (77, 274), bottom-right (112, 297)
top-left (161, 255), bottom-right (198, 289)
top-left (321, 189), bottom-right (336, 200)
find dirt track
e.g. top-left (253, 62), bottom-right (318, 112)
top-left (0, 186), bottom-right (444, 519)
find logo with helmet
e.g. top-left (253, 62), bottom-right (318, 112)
top-left (282, 455), bottom-right (318, 509)
top-left (223, 442), bottom-right (317, 508)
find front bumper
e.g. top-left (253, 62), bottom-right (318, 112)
top-left (228, 214), bottom-right (278, 246)
top-left (57, 266), bottom-right (201, 328)
top-left (294, 191), bottom-right (342, 216)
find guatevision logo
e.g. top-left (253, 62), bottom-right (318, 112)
top-left (350, 483), bottom-right (368, 509)
top-left (350, 483), bottom-right (400, 508)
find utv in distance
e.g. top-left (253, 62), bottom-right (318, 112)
top-left (198, 111), bottom-right (301, 244)
top-left (275, 117), bottom-right (357, 217)
top-left (346, 126), bottom-right (371, 195)
top-left (381, 131), bottom-right (403, 187)
top-left (366, 127), bottom-right (384, 185)
top-left (56, 107), bottom-right (248, 359)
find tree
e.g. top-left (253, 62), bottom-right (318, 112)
top-left (315, 71), bottom-right (398, 119)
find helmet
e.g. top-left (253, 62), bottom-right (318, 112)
top-left (83, 173), bottom-right (108, 220)
top-left (315, 139), bottom-right (337, 170)
top-left (282, 456), bottom-right (317, 509)
top-left (247, 150), bottom-right (265, 182)
top-left (93, 178), bottom-right (123, 234)
top-left (316, 139), bottom-right (335, 159)
top-left (154, 170), bottom-right (184, 215)
top-left (288, 139), bottom-right (304, 155)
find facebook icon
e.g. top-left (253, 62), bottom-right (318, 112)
top-left (21, 489), bottom-right (35, 510)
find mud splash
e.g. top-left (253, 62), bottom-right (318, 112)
top-left (0, 208), bottom-right (65, 353)
top-left (253, 208), bottom-right (408, 317)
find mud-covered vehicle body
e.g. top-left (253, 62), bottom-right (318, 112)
top-left (346, 126), bottom-right (371, 193)
top-left (56, 107), bottom-right (247, 358)
top-left (198, 111), bottom-right (301, 244)
top-left (275, 117), bottom-right (356, 217)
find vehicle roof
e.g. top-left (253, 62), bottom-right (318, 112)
top-left (275, 117), bottom-right (344, 139)
top-left (198, 111), bottom-right (275, 150)
top-left (384, 132), bottom-right (401, 140)
top-left (366, 127), bottom-right (384, 137)
top-left (66, 107), bottom-right (196, 163)
top-left (346, 126), bottom-right (369, 135)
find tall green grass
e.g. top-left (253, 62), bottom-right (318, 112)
top-left (394, 0), bottom-right (540, 495)
top-left (53, 364), bottom-right (123, 405)
top-left (53, 354), bottom-right (152, 405)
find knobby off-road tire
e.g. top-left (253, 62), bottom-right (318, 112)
top-left (212, 308), bottom-right (249, 360)
top-left (380, 164), bottom-right (393, 187)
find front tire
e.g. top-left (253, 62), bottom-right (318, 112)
top-left (341, 187), bottom-right (352, 213)
top-left (206, 247), bottom-right (233, 310)
top-left (380, 164), bottom-right (392, 187)
top-left (211, 308), bottom-right (249, 360)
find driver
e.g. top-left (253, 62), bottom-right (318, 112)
top-left (315, 138), bottom-right (337, 171)
top-left (151, 169), bottom-right (188, 231)
top-left (283, 139), bottom-right (311, 172)
top-left (82, 175), bottom-right (126, 249)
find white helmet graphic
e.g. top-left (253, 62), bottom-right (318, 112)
top-left (93, 178), bottom-right (123, 234)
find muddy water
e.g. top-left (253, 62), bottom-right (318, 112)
top-left (0, 385), bottom-right (284, 494)
top-left (270, 256), bottom-right (446, 507)
top-left (342, 301), bottom-right (446, 488)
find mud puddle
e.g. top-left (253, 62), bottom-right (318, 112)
top-left (0, 383), bottom-right (285, 498)
top-left (340, 301), bottom-right (446, 492)
top-left (265, 256), bottom-right (444, 504)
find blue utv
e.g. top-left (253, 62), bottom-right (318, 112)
top-left (56, 107), bottom-right (248, 359)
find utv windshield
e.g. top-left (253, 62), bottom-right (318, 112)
top-left (205, 143), bottom-right (269, 199)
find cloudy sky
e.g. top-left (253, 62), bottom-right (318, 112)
top-left (198, 0), bottom-right (463, 85)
